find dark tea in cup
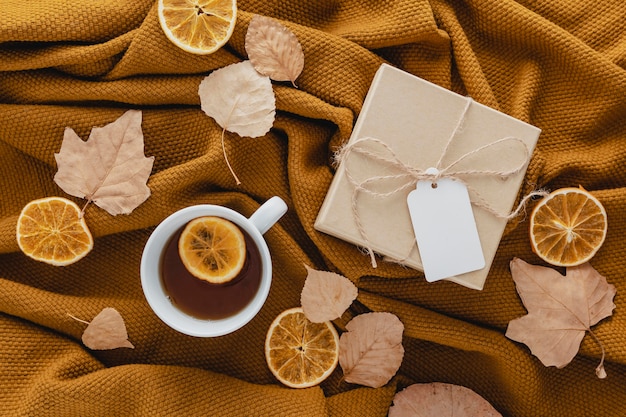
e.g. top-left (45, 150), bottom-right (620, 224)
top-left (160, 220), bottom-right (263, 320)
top-left (141, 197), bottom-right (287, 337)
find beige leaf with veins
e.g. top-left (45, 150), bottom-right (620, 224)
top-left (54, 110), bottom-right (154, 216)
top-left (339, 312), bottom-right (404, 388)
top-left (245, 14), bottom-right (304, 87)
top-left (300, 265), bottom-right (358, 323)
top-left (199, 60), bottom-right (276, 138)
top-left (505, 258), bottom-right (616, 378)
top-left (198, 60), bottom-right (276, 184)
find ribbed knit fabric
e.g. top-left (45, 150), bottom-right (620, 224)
top-left (1, 1), bottom-right (625, 416)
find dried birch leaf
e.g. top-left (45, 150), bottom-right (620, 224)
top-left (300, 265), bottom-right (358, 323)
top-left (198, 60), bottom-right (276, 184)
top-left (388, 383), bottom-right (502, 417)
top-left (245, 15), bottom-right (304, 87)
top-left (69, 307), bottom-right (134, 350)
top-left (199, 60), bottom-right (276, 138)
top-left (339, 312), bottom-right (404, 388)
top-left (54, 110), bottom-right (154, 216)
top-left (506, 258), bottom-right (616, 378)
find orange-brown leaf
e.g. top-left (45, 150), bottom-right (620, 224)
top-left (505, 258), bottom-right (616, 378)
top-left (339, 312), bottom-right (404, 388)
top-left (300, 265), bottom-right (358, 323)
top-left (54, 110), bottom-right (154, 215)
top-left (389, 383), bottom-right (502, 417)
top-left (245, 15), bottom-right (304, 87)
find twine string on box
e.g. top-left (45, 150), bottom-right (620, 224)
top-left (335, 97), bottom-right (548, 268)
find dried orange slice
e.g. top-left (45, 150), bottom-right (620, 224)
top-left (530, 186), bottom-right (607, 266)
top-left (16, 197), bottom-right (93, 266)
top-left (265, 307), bottom-right (339, 388)
top-left (178, 216), bottom-right (246, 283)
top-left (157, 0), bottom-right (237, 55)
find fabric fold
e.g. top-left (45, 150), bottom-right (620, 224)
top-left (2, 0), bottom-right (626, 416)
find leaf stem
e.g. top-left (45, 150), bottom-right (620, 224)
top-left (221, 126), bottom-right (241, 185)
top-left (79, 198), bottom-right (92, 219)
top-left (588, 328), bottom-right (607, 378)
top-left (67, 313), bottom-right (90, 325)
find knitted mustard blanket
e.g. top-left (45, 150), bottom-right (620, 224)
top-left (1, 1), bottom-right (625, 416)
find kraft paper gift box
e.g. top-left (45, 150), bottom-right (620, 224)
top-left (314, 63), bottom-right (541, 290)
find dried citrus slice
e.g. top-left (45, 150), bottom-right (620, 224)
top-left (16, 197), bottom-right (93, 266)
top-left (530, 186), bottom-right (607, 267)
top-left (265, 307), bottom-right (339, 388)
top-left (157, 0), bottom-right (237, 55)
top-left (178, 216), bottom-right (246, 283)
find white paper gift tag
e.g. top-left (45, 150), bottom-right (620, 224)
top-left (407, 168), bottom-right (485, 282)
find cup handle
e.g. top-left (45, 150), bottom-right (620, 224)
top-left (248, 196), bottom-right (288, 235)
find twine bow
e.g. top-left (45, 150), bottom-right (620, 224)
top-left (335, 98), bottom-right (547, 267)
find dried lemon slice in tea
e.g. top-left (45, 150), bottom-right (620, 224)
top-left (178, 216), bottom-right (246, 284)
top-left (530, 186), bottom-right (607, 267)
top-left (16, 197), bottom-right (94, 266)
top-left (157, 0), bottom-right (237, 55)
top-left (265, 307), bottom-right (339, 389)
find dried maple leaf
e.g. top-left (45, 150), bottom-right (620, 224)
top-left (198, 60), bottom-right (276, 184)
top-left (300, 265), bottom-right (358, 323)
top-left (506, 257), bottom-right (616, 378)
top-left (245, 15), bottom-right (304, 87)
top-left (388, 383), bottom-right (502, 417)
top-left (339, 312), bottom-right (404, 388)
top-left (68, 307), bottom-right (134, 350)
top-left (54, 110), bottom-right (154, 216)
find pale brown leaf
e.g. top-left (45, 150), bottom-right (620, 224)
top-left (198, 60), bottom-right (276, 184)
top-left (70, 307), bottom-right (134, 350)
top-left (300, 265), bottom-right (358, 323)
top-left (339, 312), bottom-right (404, 388)
top-left (199, 60), bottom-right (276, 138)
top-left (245, 15), bottom-right (304, 87)
top-left (388, 383), bottom-right (502, 417)
top-left (506, 258), bottom-right (616, 378)
top-left (54, 110), bottom-right (154, 215)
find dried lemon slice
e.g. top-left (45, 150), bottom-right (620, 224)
top-left (157, 0), bottom-right (237, 55)
top-left (178, 216), bottom-right (246, 283)
top-left (530, 186), bottom-right (607, 267)
top-left (16, 197), bottom-right (93, 266)
top-left (265, 307), bottom-right (339, 388)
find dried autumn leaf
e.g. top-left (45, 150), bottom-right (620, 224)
top-left (388, 383), bottom-right (502, 417)
top-left (198, 60), bottom-right (276, 184)
top-left (69, 307), bottom-right (134, 350)
top-left (54, 110), bottom-right (154, 216)
top-left (300, 265), bottom-right (358, 323)
top-left (245, 15), bottom-right (304, 87)
top-left (339, 312), bottom-right (404, 388)
top-left (506, 258), bottom-right (616, 378)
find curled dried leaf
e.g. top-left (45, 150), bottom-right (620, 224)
top-left (300, 265), bottom-right (358, 323)
top-left (69, 307), bottom-right (134, 350)
top-left (245, 15), bottom-right (304, 87)
top-left (339, 312), bottom-right (404, 388)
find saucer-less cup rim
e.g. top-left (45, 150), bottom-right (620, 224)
top-left (141, 197), bottom-right (286, 337)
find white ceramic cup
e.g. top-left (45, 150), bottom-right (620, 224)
top-left (140, 196), bottom-right (288, 337)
